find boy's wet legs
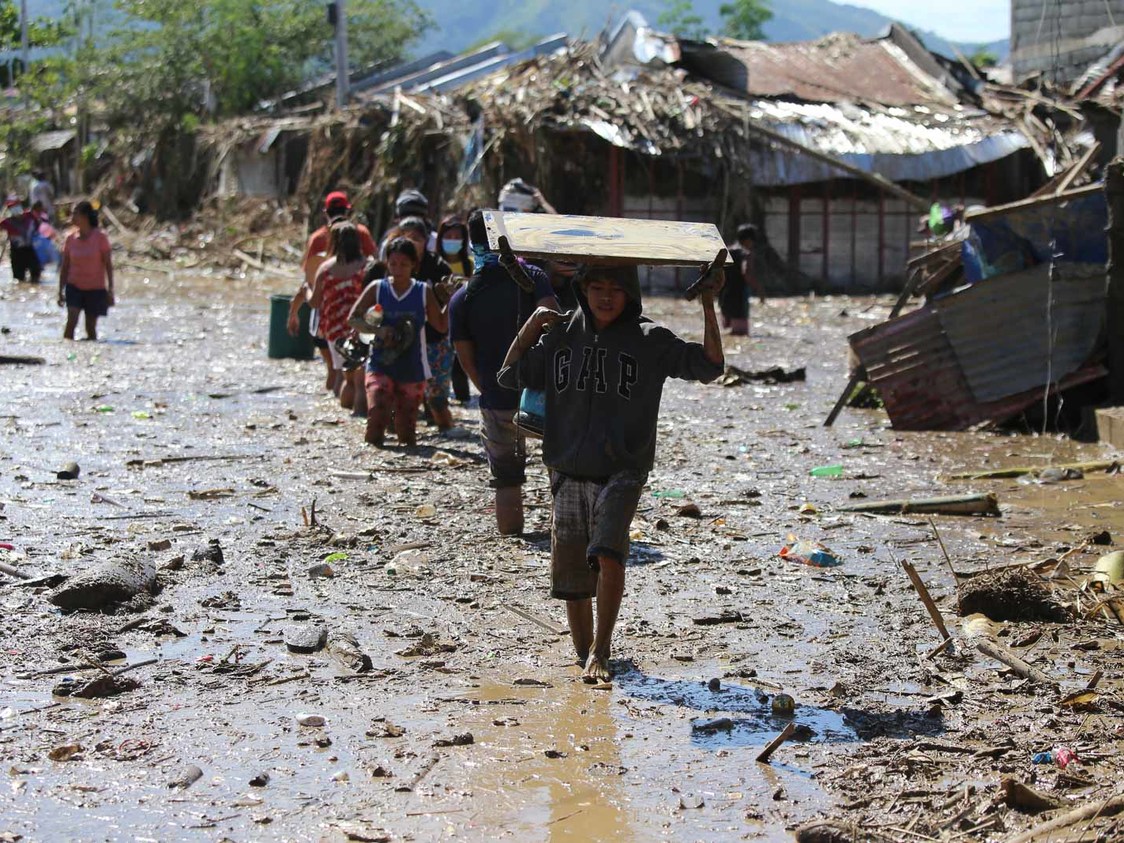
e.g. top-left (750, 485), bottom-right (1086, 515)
top-left (567, 598), bottom-right (593, 665)
top-left (582, 555), bottom-right (624, 683)
top-left (84, 311), bottom-right (99, 341)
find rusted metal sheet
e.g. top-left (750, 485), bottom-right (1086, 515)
top-left (694, 33), bottom-right (957, 107)
top-left (936, 263), bottom-right (1106, 403)
top-left (850, 265), bottom-right (1109, 430)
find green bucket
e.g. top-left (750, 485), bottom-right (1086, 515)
top-left (268, 294), bottom-right (315, 360)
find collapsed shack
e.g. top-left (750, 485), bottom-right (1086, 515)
top-left (169, 20), bottom-right (1050, 294)
top-left (842, 181), bottom-right (1112, 431)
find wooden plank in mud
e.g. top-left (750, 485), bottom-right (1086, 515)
top-left (483, 211), bottom-right (732, 267)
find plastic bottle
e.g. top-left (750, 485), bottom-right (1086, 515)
top-left (810, 464), bottom-right (844, 478)
top-left (365, 304), bottom-right (384, 328)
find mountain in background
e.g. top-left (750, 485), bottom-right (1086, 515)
top-left (24, 0), bottom-right (1009, 67)
top-left (415, 0), bottom-right (1009, 62)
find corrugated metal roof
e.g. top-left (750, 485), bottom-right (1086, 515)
top-left (31, 130), bottom-right (76, 153)
top-left (691, 33), bottom-right (959, 107)
top-left (746, 100), bottom-right (1029, 185)
top-left (850, 262), bottom-right (1108, 430)
top-left (362, 36), bottom-right (568, 98)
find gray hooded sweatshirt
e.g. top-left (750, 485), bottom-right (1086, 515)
top-left (497, 267), bottom-right (722, 479)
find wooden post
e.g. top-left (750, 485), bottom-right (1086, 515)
top-left (1106, 159), bottom-right (1124, 403)
top-left (821, 179), bottom-right (830, 289)
top-left (608, 146), bottom-right (622, 218)
top-left (877, 190), bottom-right (885, 289)
top-left (787, 186), bottom-right (801, 288)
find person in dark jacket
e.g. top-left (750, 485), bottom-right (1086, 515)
top-left (449, 211), bottom-right (557, 535)
top-left (497, 262), bottom-right (725, 683)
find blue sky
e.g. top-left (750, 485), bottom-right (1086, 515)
top-left (850, 0), bottom-right (1009, 42)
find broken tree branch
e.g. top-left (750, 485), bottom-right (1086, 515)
top-left (1004, 792), bottom-right (1124, 843)
top-left (838, 493), bottom-right (999, 516)
top-left (756, 722), bottom-right (797, 764)
top-left (898, 557), bottom-right (952, 642)
top-left (975, 639), bottom-right (1057, 686)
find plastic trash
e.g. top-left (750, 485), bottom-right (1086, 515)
top-left (1092, 551), bottom-right (1124, 587)
top-left (1032, 747), bottom-right (1079, 768)
top-left (778, 537), bottom-right (842, 568)
top-left (810, 464), bottom-right (844, 478)
top-left (652, 489), bottom-right (687, 499)
top-left (364, 304), bottom-right (384, 328)
top-left (1054, 747), bottom-right (1079, 769)
top-left (414, 503), bottom-right (437, 518)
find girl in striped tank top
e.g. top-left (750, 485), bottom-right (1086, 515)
top-left (310, 222), bottom-right (370, 415)
top-left (349, 237), bottom-right (449, 447)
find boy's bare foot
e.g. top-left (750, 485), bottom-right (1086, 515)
top-left (582, 653), bottom-right (611, 684)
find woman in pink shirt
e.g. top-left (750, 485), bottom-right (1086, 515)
top-left (57, 201), bottom-right (114, 340)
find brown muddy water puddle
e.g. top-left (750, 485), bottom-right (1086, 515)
top-left (1, 264), bottom-right (1121, 841)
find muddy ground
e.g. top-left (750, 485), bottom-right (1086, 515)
top-left (1, 262), bottom-right (1122, 843)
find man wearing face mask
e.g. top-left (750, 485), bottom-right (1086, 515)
top-left (2, 197), bottom-right (43, 283)
top-left (448, 210), bottom-right (557, 534)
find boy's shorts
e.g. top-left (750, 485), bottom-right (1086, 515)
top-left (480, 408), bottom-right (526, 488)
top-left (549, 469), bottom-right (646, 600)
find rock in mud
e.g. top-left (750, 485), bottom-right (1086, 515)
top-left (796, 820), bottom-right (889, 843)
top-left (249, 772), bottom-right (270, 787)
top-left (56, 462), bottom-right (80, 480)
top-left (191, 539), bottom-right (224, 567)
top-left (48, 558), bottom-right (157, 612)
top-left (167, 764), bottom-right (203, 789)
top-left (53, 674), bottom-right (140, 699)
top-left (285, 623), bottom-right (328, 653)
top-left (692, 717), bottom-right (734, 734)
top-left (327, 631), bottom-right (372, 673)
top-left (958, 567), bottom-right (1071, 622)
top-left (433, 732), bottom-right (473, 747)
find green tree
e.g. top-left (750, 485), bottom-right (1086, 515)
top-left (969, 48), bottom-right (998, 69)
top-left (719, 0), bottom-right (772, 41)
top-left (0, 0), bottom-right (70, 82)
top-left (657, 0), bottom-right (708, 40)
top-left (92, 0), bottom-right (430, 130)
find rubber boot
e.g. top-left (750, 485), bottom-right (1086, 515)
top-left (495, 486), bottom-right (524, 536)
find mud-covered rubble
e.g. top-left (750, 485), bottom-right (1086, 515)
top-left (1, 270), bottom-right (1122, 841)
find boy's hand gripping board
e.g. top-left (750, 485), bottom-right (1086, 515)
top-left (483, 211), bottom-right (734, 270)
top-left (683, 249), bottom-right (729, 301)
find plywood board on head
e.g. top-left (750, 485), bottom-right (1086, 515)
top-left (483, 211), bottom-right (732, 267)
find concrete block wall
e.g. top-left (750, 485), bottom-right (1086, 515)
top-left (1011, 0), bottom-right (1124, 82)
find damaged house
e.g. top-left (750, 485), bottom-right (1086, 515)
top-left (204, 14), bottom-right (1044, 295)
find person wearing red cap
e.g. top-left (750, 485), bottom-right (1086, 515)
top-left (287, 190), bottom-right (377, 394)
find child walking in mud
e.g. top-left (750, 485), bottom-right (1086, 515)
top-left (348, 237), bottom-right (448, 448)
top-left (498, 263), bottom-right (725, 683)
top-left (309, 221), bottom-right (370, 415)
